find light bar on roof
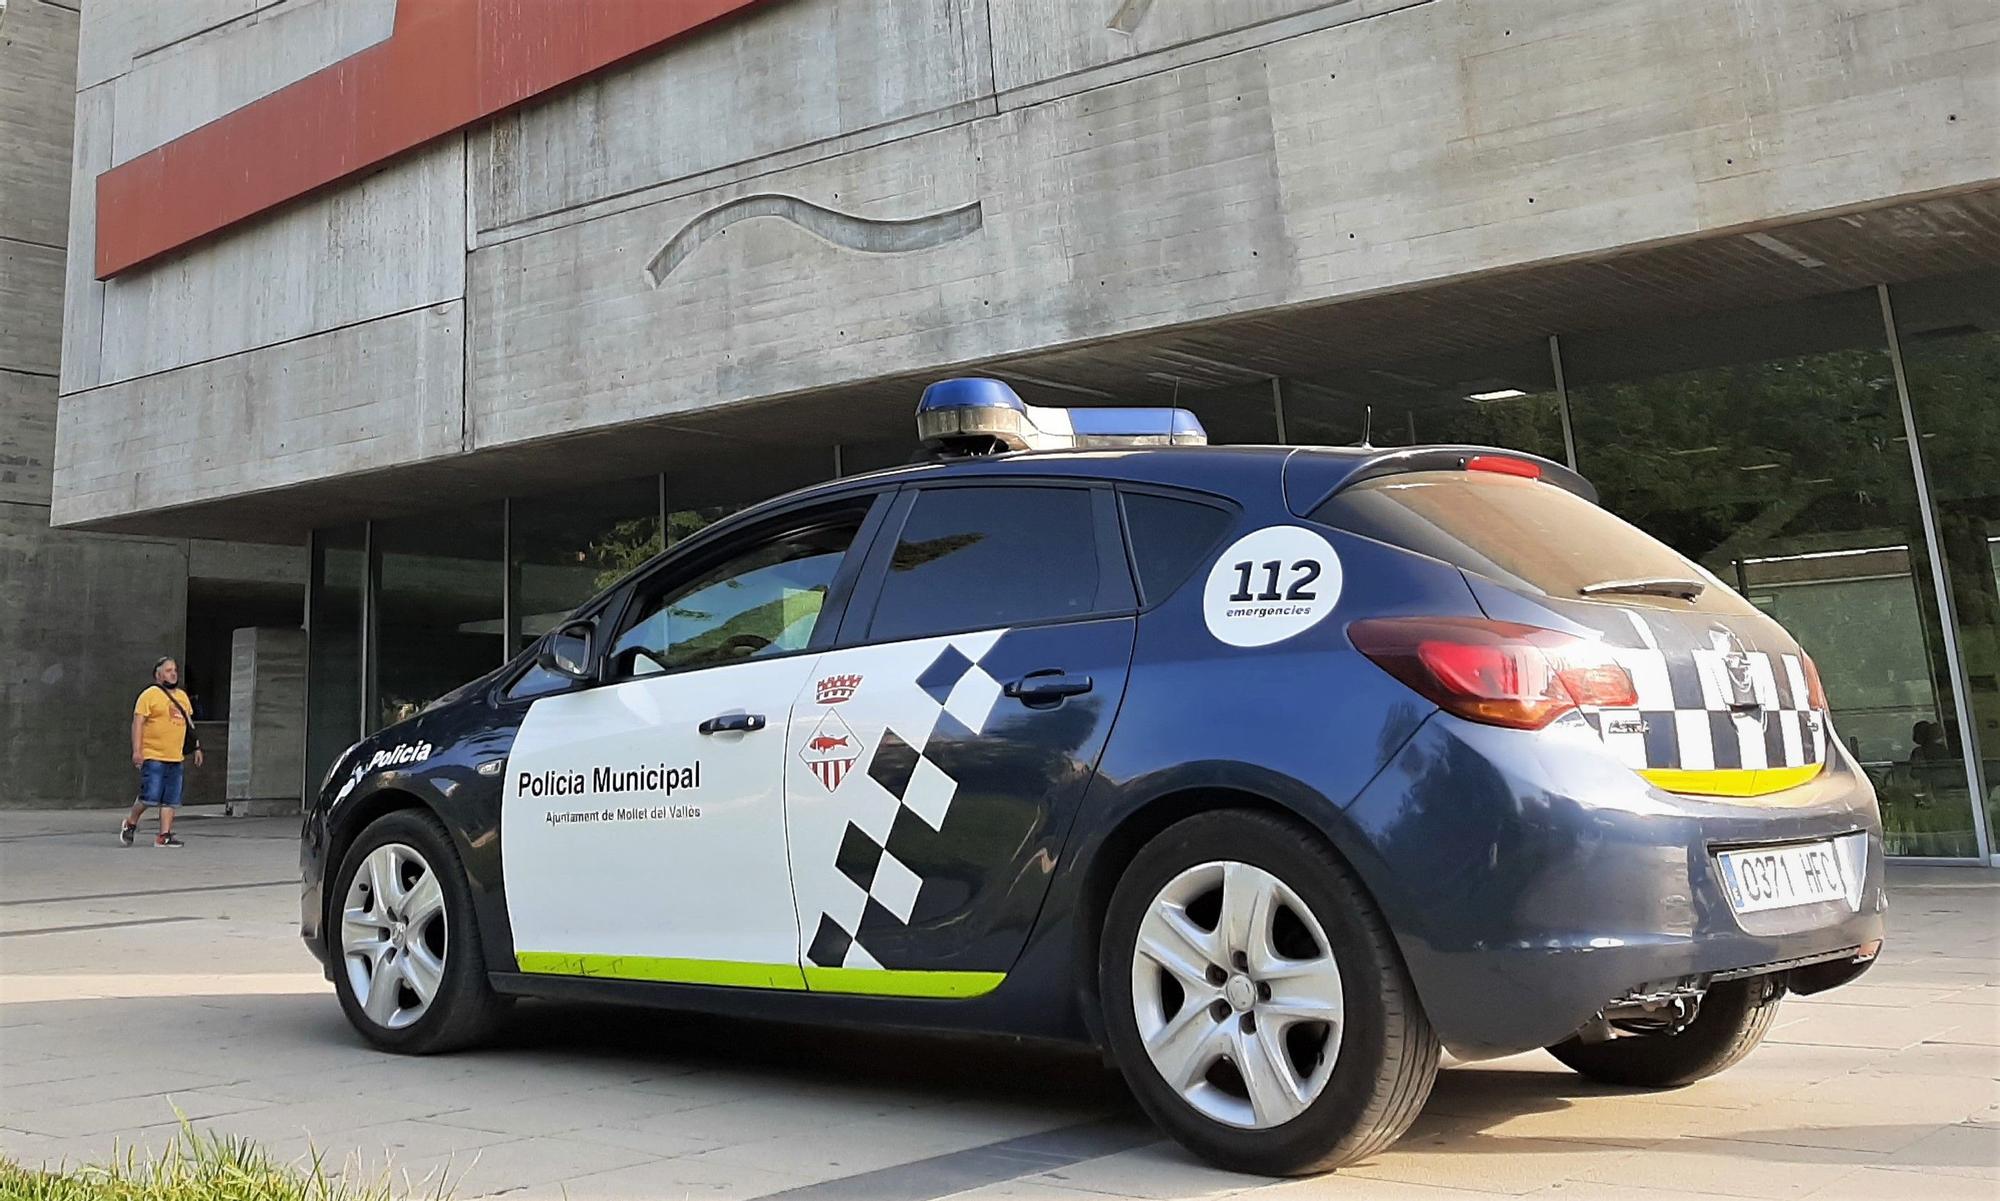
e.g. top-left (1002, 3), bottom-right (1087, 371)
top-left (916, 377), bottom-right (1207, 454)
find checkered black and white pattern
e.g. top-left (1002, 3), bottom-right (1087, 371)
top-left (790, 629), bottom-right (1008, 973)
top-left (1581, 645), bottom-right (1827, 774)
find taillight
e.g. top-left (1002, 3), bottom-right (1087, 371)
top-left (1465, 454), bottom-right (1542, 480)
top-left (1348, 617), bottom-right (1637, 730)
top-left (1801, 653), bottom-right (1829, 710)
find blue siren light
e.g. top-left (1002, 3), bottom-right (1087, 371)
top-left (915, 378), bottom-right (1208, 454)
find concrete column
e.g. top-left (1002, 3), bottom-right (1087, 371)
top-left (227, 627), bottom-right (306, 813)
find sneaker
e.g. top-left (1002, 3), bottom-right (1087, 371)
top-left (155, 833), bottom-right (184, 848)
top-left (119, 822), bottom-right (137, 847)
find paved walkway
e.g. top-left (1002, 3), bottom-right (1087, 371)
top-left (0, 807), bottom-right (1994, 1199)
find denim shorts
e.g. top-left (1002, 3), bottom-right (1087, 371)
top-left (138, 759), bottom-right (185, 808)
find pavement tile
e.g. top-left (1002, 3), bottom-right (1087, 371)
top-left (1872, 1121), bottom-right (2000, 1180)
top-left (1768, 1000), bottom-right (1972, 1051)
top-left (1718, 1102), bottom-right (1957, 1155)
top-left (483, 1154), bottom-right (814, 1201)
top-left (1027, 1141), bottom-right (1266, 1198)
top-left (1567, 1138), bottom-right (1878, 1199)
top-left (8, 1087), bottom-right (270, 1138)
top-left (1784, 1068), bottom-right (2000, 1121)
top-left (1798, 1165), bottom-right (2000, 1199)
top-left (387, 1135), bottom-right (664, 1198)
top-left (426, 1085), bottom-right (694, 1138)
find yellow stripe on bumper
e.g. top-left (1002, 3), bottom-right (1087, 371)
top-left (1638, 763), bottom-right (1826, 800)
top-left (515, 952), bottom-right (1004, 999)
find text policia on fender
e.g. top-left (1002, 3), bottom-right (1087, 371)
top-left (516, 761), bottom-right (702, 800)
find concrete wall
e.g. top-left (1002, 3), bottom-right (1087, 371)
top-left (49, 0), bottom-right (2000, 532)
top-left (0, 0), bottom-right (196, 808)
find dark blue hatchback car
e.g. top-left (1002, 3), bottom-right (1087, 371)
top-left (301, 379), bottom-right (1886, 1174)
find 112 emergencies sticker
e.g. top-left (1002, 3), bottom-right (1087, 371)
top-left (1201, 526), bottom-right (1343, 647)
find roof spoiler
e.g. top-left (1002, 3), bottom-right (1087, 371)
top-left (1283, 445), bottom-right (1598, 517)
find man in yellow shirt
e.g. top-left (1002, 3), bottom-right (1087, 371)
top-left (121, 657), bottom-right (203, 848)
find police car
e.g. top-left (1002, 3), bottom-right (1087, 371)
top-left (302, 379), bottom-right (1886, 1175)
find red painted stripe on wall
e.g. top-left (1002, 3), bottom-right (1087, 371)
top-left (94, 0), bottom-right (775, 279)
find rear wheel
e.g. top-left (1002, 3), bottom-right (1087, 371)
top-left (1546, 976), bottom-right (1786, 1088)
top-left (331, 809), bottom-right (507, 1054)
top-left (1099, 810), bottom-right (1439, 1175)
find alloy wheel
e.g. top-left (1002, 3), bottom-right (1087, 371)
top-left (1130, 860), bottom-right (1343, 1129)
top-left (340, 842), bottom-right (448, 1030)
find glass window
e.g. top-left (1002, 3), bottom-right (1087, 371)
top-left (1280, 341), bottom-right (1567, 463)
top-left (667, 445), bottom-right (831, 545)
top-left (1316, 470), bottom-right (1755, 616)
top-left (870, 486), bottom-right (1100, 641)
top-left (1567, 288), bottom-right (1979, 857)
top-left (306, 525), bottom-right (364, 791)
top-left (375, 505), bottom-right (505, 729)
top-left (1122, 491), bottom-right (1233, 605)
top-left (611, 507), bottom-right (865, 676)
top-left (512, 475), bottom-right (661, 651)
top-left (1894, 269), bottom-right (2000, 858)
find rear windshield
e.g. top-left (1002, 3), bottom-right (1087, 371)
top-left (1313, 471), bottom-right (1756, 615)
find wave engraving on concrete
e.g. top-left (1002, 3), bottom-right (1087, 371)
top-left (1108, 0), bottom-right (1158, 33)
top-left (646, 195), bottom-right (985, 286)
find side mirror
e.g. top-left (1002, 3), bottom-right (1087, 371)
top-left (536, 619), bottom-right (596, 681)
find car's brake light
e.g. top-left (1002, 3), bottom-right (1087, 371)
top-left (1348, 617), bottom-right (1637, 730)
top-left (1465, 455), bottom-right (1542, 480)
top-left (1801, 653), bottom-right (1829, 710)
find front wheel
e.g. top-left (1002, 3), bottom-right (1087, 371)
top-left (1099, 810), bottom-right (1439, 1176)
top-left (1546, 976), bottom-right (1786, 1088)
top-left (330, 809), bottom-right (507, 1054)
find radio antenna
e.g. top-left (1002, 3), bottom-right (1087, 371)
top-left (1358, 405), bottom-right (1374, 448)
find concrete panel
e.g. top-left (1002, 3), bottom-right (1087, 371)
top-left (987, 0), bottom-right (1420, 98)
top-left (189, 540), bottom-right (306, 587)
top-left (466, 124), bottom-right (1003, 447)
top-left (94, 136), bottom-right (466, 386)
top-left (0, 369), bottom-right (56, 507)
top-left (227, 627), bottom-right (304, 803)
top-left (60, 84), bottom-right (110, 394)
top-left (0, 237), bottom-right (63, 375)
top-left (463, 0), bottom-right (2000, 457)
top-left (76, 0), bottom-right (278, 90)
top-left (0, 500), bottom-right (186, 809)
top-left (105, 0), bottom-right (397, 164)
top-left (477, 0), bottom-right (989, 233)
top-left (0, 0), bottom-right (80, 248)
top-left (52, 302), bottom-right (466, 528)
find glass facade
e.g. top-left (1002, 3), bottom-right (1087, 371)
top-left (301, 279), bottom-right (2000, 862)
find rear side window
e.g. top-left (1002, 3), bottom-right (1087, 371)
top-left (1314, 470), bottom-right (1756, 615)
top-left (1121, 491), bottom-right (1234, 605)
top-left (870, 486), bottom-right (1100, 640)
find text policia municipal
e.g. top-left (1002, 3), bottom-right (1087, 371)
top-left (518, 761), bottom-right (701, 802)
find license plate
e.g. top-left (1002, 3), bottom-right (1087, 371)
top-left (1717, 841), bottom-right (1850, 914)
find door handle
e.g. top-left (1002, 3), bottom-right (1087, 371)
top-left (698, 712), bottom-right (767, 735)
top-left (1004, 672), bottom-right (1093, 706)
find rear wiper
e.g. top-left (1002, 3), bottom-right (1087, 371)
top-left (1580, 576), bottom-right (1706, 601)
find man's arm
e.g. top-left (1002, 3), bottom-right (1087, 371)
top-left (131, 712), bottom-right (146, 768)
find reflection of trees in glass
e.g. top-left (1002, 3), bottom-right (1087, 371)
top-left (891, 532), bottom-right (983, 571)
top-left (585, 517), bottom-right (664, 590)
top-left (1577, 351), bottom-right (1907, 565)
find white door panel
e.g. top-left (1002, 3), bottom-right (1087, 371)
top-left (502, 655), bottom-right (820, 978)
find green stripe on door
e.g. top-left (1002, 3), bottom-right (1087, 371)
top-left (515, 952), bottom-right (1004, 998)
top-left (802, 966), bottom-right (1005, 998)
top-left (514, 952), bottom-right (807, 990)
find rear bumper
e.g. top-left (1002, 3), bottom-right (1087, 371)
top-left (1342, 713), bottom-right (1888, 1060)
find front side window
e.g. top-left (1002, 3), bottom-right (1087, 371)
top-left (611, 509), bottom-right (865, 676)
top-left (869, 485), bottom-right (1102, 641)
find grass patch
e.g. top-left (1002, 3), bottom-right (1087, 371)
top-left (0, 1125), bottom-right (450, 1201)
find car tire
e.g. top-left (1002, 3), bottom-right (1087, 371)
top-left (330, 808), bottom-right (508, 1055)
top-left (1099, 809), bottom-right (1440, 1175)
top-left (1545, 976), bottom-right (1786, 1088)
